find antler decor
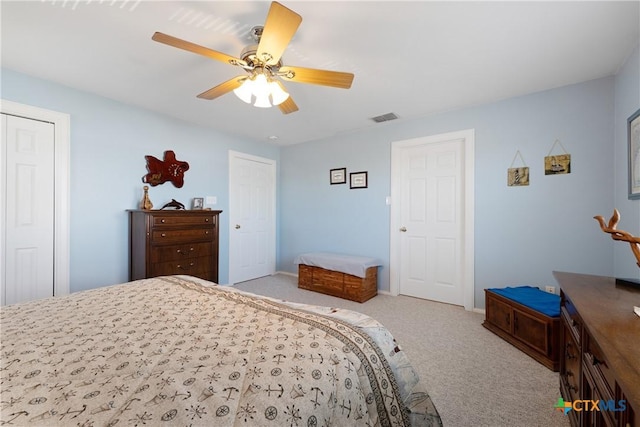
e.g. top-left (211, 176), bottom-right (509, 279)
top-left (594, 209), bottom-right (640, 268)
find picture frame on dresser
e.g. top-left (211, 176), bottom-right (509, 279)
top-left (629, 108), bottom-right (640, 199)
top-left (192, 197), bottom-right (204, 209)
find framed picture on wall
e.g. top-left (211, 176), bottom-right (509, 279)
top-left (628, 108), bottom-right (640, 199)
top-left (350, 171), bottom-right (368, 189)
top-left (330, 168), bottom-right (346, 185)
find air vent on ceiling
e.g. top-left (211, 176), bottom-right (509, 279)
top-left (371, 112), bottom-right (398, 123)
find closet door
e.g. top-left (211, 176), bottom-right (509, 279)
top-left (1, 113), bottom-right (55, 305)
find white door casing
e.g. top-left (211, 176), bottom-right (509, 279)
top-left (390, 129), bottom-right (475, 310)
top-left (0, 100), bottom-right (70, 305)
top-left (228, 151), bottom-right (276, 285)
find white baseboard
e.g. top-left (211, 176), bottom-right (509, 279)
top-left (275, 270), bottom-right (297, 278)
top-left (473, 307), bottom-right (486, 315)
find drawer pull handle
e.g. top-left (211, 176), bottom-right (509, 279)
top-left (161, 219), bottom-right (166, 223)
top-left (592, 355), bottom-right (604, 367)
top-left (205, 218), bottom-right (209, 222)
top-left (205, 231), bottom-right (209, 235)
top-left (565, 344), bottom-right (576, 360)
top-left (161, 233), bottom-right (166, 237)
top-left (177, 263), bottom-right (194, 270)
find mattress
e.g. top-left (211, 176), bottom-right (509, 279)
top-left (0, 275), bottom-right (441, 426)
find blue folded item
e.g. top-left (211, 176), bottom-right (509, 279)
top-left (488, 286), bottom-right (560, 317)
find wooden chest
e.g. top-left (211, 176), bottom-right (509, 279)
top-left (483, 288), bottom-right (560, 371)
top-left (298, 264), bottom-right (378, 303)
top-left (128, 209), bottom-right (222, 283)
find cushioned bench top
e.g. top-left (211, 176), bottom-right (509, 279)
top-left (294, 252), bottom-right (382, 278)
top-left (488, 286), bottom-right (560, 317)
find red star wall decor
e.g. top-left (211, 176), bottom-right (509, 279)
top-left (142, 150), bottom-right (190, 188)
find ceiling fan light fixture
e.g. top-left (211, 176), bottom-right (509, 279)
top-left (233, 71), bottom-right (290, 108)
top-left (233, 78), bottom-right (254, 104)
top-left (269, 81), bottom-right (289, 106)
top-left (251, 74), bottom-right (272, 108)
top-left (253, 91), bottom-right (272, 108)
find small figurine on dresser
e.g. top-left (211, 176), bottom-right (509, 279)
top-left (160, 199), bottom-right (185, 210)
top-left (140, 185), bottom-right (153, 210)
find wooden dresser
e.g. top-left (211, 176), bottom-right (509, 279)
top-left (554, 271), bottom-right (639, 427)
top-left (128, 209), bottom-right (222, 283)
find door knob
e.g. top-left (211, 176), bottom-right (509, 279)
top-left (235, 224), bottom-right (241, 229)
top-left (400, 226), bottom-right (407, 232)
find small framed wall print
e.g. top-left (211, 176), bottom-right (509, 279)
top-left (350, 171), bottom-right (368, 189)
top-left (192, 197), bottom-right (204, 210)
top-left (330, 168), bottom-right (346, 185)
top-left (507, 167), bottom-right (529, 187)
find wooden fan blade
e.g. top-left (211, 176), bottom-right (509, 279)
top-left (257, 2), bottom-right (302, 66)
top-left (152, 32), bottom-right (247, 67)
top-left (279, 66), bottom-right (354, 89)
top-left (197, 76), bottom-right (245, 100)
top-left (278, 96), bottom-right (298, 114)
top-left (276, 81), bottom-right (298, 114)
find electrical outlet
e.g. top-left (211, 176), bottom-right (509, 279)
top-left (545, 286), bottom-right (555, 294)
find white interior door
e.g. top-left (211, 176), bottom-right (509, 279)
top-left (1, 114), bottom-right (55, 305)
top-left (228, 151), bottom-right (276, 285)
top-left (390, 129), bottom-right (475, 310)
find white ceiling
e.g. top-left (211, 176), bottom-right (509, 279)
top-left (1, 1), bottom-right (638, 146)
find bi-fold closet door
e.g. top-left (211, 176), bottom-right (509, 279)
top-left (1, 113), bottom-right (55, 305)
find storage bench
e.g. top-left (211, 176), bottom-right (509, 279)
top-left (294, 252), bottom-right (380, 303)
top-left (483, 286), bottom-right (561, 371)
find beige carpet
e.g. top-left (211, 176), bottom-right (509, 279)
top-left (234, 273), bottom-right (570, 427)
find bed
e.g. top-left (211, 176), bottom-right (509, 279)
top-left (0, 275), bottom-right (442, 426)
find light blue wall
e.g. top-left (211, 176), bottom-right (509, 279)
top-left (1, 68), bottom-right (279, 292)
top-left (4, 44), bottom-right (638, 306)
top-left (280, 76), bottom-right (622, 308)
top-left (613, 45), bottom-right (640, 280)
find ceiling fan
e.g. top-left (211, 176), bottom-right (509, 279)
top-left (152, 1), bottom-right (354, 114)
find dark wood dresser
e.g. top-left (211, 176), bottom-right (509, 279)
top-left (554, 271), bottom-right (639, 427)
top-left (128, 209), bottom-right (222, 283)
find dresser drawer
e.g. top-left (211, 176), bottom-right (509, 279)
top-left (151, 228), bottom-right (214, 244)
top-left (151, 256), bottom-right (212, 277)
top-left (584, 336), bottom-right (615, 400)
top-left (151, 214), bottom-right (216, 227)
top-left (561, 320), bottom-right (581, 402)
top-left (150, 242), bottom-right (212, 263)
top-left (561, 292), bottom-right (581, 345)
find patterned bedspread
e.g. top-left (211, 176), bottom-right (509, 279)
top-left (1, 276), bottom-right (441, 426)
